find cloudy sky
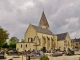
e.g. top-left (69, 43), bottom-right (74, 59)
top-left (0, 0), bottom-right (80, 40)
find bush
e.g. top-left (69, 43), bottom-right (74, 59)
top-left (8, 58), bottom-right (13, 60)
top-left (40, 55), bottom-right (49, 60)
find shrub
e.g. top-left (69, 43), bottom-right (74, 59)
top-left (40, 55), bottom-right (49, 60)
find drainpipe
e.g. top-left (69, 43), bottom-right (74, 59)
top-left (36, 31), bottom-right (37, 50)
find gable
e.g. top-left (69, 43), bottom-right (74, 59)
top-left (65, 33), bottom-right (71, 40)
top-left (24, 24), bottom-right (36, 39)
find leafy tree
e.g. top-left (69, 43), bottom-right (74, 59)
top-left (0, 27), bottom-right (9, 48)
top-left (9, 36), bottom-right (19, 44)
top-left (21, 39), bottom-right (25, 42)
top-left (2, 43), bottom-right (9, 48)
top-left (9, 42), bottom-right (16, 48)
top-left (9, 36), bottom-right (19, 48)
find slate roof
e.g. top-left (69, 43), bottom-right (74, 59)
top-left (32, 24), bottom-right (53, 35)
top-left (39, 11), bottom-right (49, 27)
top-left (56, 32), bottom-right (67, 40)
top-left (72, 38), bottom-right (80, 42)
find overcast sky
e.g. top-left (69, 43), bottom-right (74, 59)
top-left (0, 0), bottom-right (80, 40)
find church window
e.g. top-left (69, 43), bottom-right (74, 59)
top-left (26, 44), bottom-right (27, 48)
top-left (31, 38), bottom-right (33, 42)
top-left (47, 37), bottom-right (50, 40)
top-left (42, 36), bottom-right (45, 40)
top-left (28, 38), bottom-right (30, 42)
top-left (51, 37), bottom-right (54, 41)
top-left (42, 36), bottom-right (46, 44)
top-left (21, 44), bottom-right (22, 48)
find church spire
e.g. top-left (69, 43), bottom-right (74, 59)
top-left (39, 11), bottom-right (49, 30)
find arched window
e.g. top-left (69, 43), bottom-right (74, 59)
top-left (26, 44), bottom-right (27, 48)
top-left (28, 38), bottom-right (30, 42)
top-left (51, 37), bottom-right (54, 41)
top-left (21, 44), bottom-right (22, 48)
top-left (47, 37), bottom-right (50, 40)
top-left (31, 38), bottom-right (33, 42)
top-left (42, 36), bottom-right (46, 44)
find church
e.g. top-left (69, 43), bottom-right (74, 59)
top-left (16, 11), bottom-right (71, 52)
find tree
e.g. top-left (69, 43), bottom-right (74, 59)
top-left (2, 43), bottom-right (9, 48)
top-left (9, 36), bottom-right (19, 48)
top-left (0, 27), bottom-right (9, 48)
top-left (21, 39), bottom-right (25, 42)
top-left (9, 36), bottom-right (19, 43)
top-left (9, 42), bottom-right (16, 48)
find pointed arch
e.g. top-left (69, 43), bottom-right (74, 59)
top-left (33, 36), bottom-right (41, 45)
top-left (42, 36), bottom-right (46, 44)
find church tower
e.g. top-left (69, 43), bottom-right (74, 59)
top-left (39, 11), bottom-right (50, 30)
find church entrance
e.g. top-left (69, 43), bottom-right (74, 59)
top-left (42, 47), bottom-right (46, 52)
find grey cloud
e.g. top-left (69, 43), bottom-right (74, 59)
top-left (0, 0), bottom-right (80, 39)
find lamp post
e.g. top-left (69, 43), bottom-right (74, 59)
top-left (22, 51), bottom-right (23, 60)
top-left (26, 54), bottom-right (27, 60)
top-left (79, 57), bottom-right (80, 60)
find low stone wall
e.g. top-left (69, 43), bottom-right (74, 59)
top-left (31, 58), bottom-right (40, 60)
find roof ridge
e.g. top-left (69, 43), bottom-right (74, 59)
top-left (56, 32), bottom-right (68, 35)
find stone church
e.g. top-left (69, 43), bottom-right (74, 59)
top-left (16, 11), bottom-right (71, 52)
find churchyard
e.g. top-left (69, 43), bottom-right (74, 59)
top-left (0, 48), bottom-right (80, 60)
top-left (2, 53), bottom-right (80, 60)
